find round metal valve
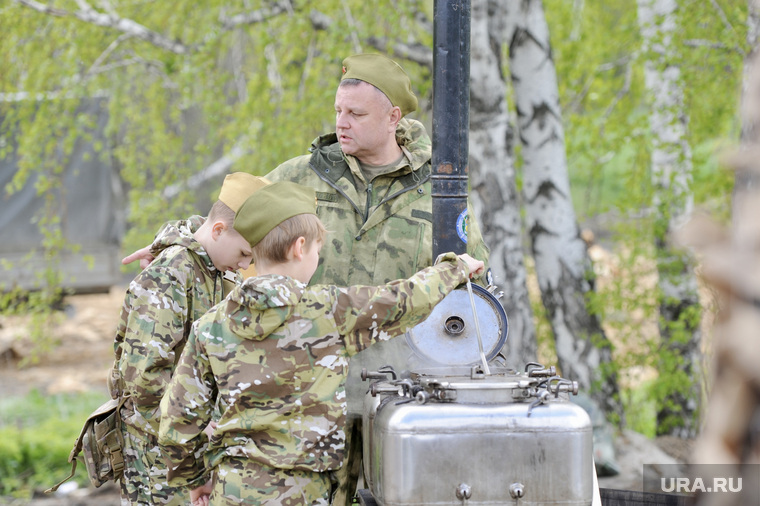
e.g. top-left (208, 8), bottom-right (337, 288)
top-left (405, 284), bottom-right (508, 366)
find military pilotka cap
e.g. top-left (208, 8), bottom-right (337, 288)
top-left (234, 181), bottom-right (318, 247)
top-left (341, 53), bottom-right (418, 117)
top-left (219, 172), bottom-right (271, 213)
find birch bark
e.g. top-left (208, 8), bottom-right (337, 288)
top-left (734, 0), bottom-right (760, 222)
top-left (637, 0), bottom-right (702, 437)
top-left (505, 0), bottom-right (621, 416)
top-left (468, 0), bottom-right (538, 368)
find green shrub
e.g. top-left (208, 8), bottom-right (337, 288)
top-left (0, 390), bottom-right (107, 498)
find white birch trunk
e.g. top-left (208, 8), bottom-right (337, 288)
top-left (468, 0), bottom-right (538, 369)
top-left (637, 0), bottom-right (702, 437)
top-left (505, 0), bottom-right (621, 416)
top-left (734, 0), bottom-right (760, 223)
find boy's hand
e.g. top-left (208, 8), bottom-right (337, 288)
top-left (190, 479), bottom-right (212, 506)
top-left (203, 420), bottom-right (218, 438)
top-left (458, 254), bottom-right (485, 278)
top-left (121, 245), bottom-right (154, 269)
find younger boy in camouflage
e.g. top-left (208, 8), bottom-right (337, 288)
top-left (158, 181), bottom-right (484, 505)
top-left (109, 172), bottom-right (270, 506)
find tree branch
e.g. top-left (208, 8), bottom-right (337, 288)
top-left (219, 0), bottom-right (292, 30)
top-left (14, 0), bottom-right (191, 54)
top-left (162, 138), bottom-right (252, 199)
top-left (684, 38), bottom-right (744, 54)
top-left (85, 33), bottom-right (131, 76)
top-left (341, 0), bottom-right (362, 54)
top-left (366, 37), bottom-right (433, 69)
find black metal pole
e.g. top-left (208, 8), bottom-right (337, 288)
top-left (431, 0), bottom-right (471, 258)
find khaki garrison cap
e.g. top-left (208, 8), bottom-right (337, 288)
top-left (234, 181), bottom-right (318, 248)
top-left (218, 172), bottom-right (271, 213)
top-left (341, 53), bottom-right (418, 117)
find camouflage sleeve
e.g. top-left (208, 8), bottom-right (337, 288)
top-left (158, 325), bottom-right (215, 487)
top-left (466, 199), bottom-right (492, 287)
top-left (119, 265), bottom-right (193, 430)
top-left (334, 252), bottom-right (470, 355)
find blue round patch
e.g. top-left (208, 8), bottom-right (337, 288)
top-left (456, 208), bottom-right (469, 244)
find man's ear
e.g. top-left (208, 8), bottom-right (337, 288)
top-left (389, 106), bottom-right (402, 131)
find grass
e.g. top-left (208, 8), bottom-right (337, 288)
top-left (0, 389), bottom-right (109, 499)
top-left (621, 381), bottom-right (658, 438)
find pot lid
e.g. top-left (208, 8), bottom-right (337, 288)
top-left (405, 283), bottom-right (508, 367)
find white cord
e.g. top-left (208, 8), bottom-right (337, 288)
top-left (466, 279), bottom-right (491, 375)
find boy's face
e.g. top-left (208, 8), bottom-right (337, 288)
top-left (294, 238), bottom-right (323, 284)
top-left (208, 224), bottom-right (253, 272)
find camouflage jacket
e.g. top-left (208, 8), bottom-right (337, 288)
top-left (109, 221), bottom-right (240, 437)
top-left (265, 118), bottom-right (491, 286)
top-left (158, 253), bottom-right (471, 487)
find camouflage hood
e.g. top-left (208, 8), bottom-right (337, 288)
top-left (394, 117), bottom-right (431, 172)
top-left (149, 220), bottom-right (216, 272)
top-left (225, 274), bottom-right (307, 341)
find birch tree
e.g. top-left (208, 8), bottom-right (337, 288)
top-left (734, 0), bottom-right (760, 216)
top-left (637, 0), bottom-right (702, 438)
top-left (468, 0), bottom-right (538, 367)
top-left (505, 0), bottom-right (621, 416)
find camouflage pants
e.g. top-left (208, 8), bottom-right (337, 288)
top-left (119, 426), bottom-right (190, 506)
top-left (210, 456), bottom-right (332, 505)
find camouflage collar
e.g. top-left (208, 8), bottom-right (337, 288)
top-left (308, 118), bottom-right (431, 176)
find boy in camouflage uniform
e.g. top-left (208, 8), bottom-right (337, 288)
top-left (109, 173), bottom-right (270, 506)
top-left (158, 181), bottom-right (484, 505)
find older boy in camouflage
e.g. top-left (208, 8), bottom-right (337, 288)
top-left (158, 181), bottom-right (484, 505)
top-left (108, 173), bottom-right (269, 505)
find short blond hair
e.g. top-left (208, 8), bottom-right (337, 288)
top-left (208, 200), bottom-right (236, 226)
top-left (252, 213), bottom-right (327, 264)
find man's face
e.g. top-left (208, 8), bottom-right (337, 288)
top-left (334, 81), bottom-right (396, 164)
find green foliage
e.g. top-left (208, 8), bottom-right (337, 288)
top-left (1, 0), bottom-right (436, 344)
top-left (545, 0), bottom-right (745, 431)
top-left (0, 390), bottom-right (107, 498)
top-left (621, 381), bottom-right (658, 438)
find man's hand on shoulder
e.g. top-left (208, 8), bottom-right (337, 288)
top-left (122, 245), bottom-right (154, 270)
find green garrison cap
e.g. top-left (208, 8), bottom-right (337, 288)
top-left (234, 181), bottom-right (318, 247)
top-left (341, 53), bottom-right (418, 117)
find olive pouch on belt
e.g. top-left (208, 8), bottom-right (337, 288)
top-left (45, 397), bottom-right (127, 493)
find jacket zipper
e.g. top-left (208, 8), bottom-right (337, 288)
top-left (364, 182), bottom-right (373, 224)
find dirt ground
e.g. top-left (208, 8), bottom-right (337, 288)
top-left (0, 277), bottom-right (694, 505)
